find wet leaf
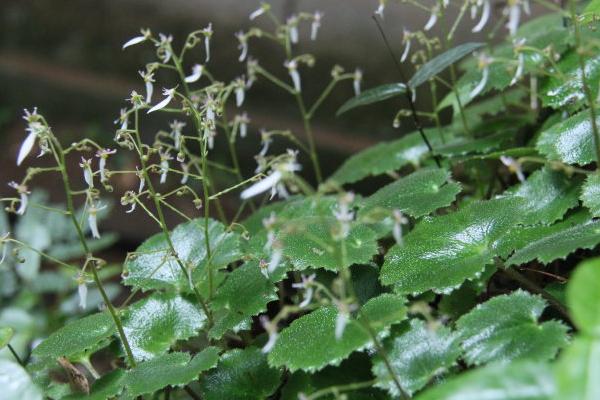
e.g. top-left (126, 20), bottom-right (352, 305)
top-left (581, 173), bottom-right (600, 217)
top-left (567, 257), bottom-right (600, 335)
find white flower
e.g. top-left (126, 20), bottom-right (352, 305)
top-left (185, 64), bottom-right (204, 83)
top-left (470, 53), bottom-right (493, 99)
top-left (510, 39), bottom-right (527, 86)
top-left (17, 129), bottom-right (37, 166)
top-left (375, 0), bottom-right (385, 18)
top-left (79, 157), bottom-right (94, 188)
top-left (287, 15), bottom-right (299, 44)
top-left (148, 87), bottom-right (176, 113)
top-left (334, 301), bottom-right (351, 340)
top-left (96, 149), bottom-right (116, 183)
top-left (237, 112), bottom-right (250, 138)
top-left (505, 0), bottom-right (528, 36)
top-left (156, 33), bottom-right (173, 63)
top-left (202, 23), bottom-right (213, 62)
top-left (333, 192), bottom-right (355, 240)
top-left (392, 210), bottom-right (408, 245)
top-left (126, 167), bottom-right (145, 214)
top-left (472, 0), bottom-right (491, 32)
top-left (234, 78), bottom-right (246, 107)
top-left (181, 163), bottom-right (190, 184)
top-left (424, 5), bottom-right (439, 31)
top-left (75, 273), bottom-right (90, 309)
top-left (236, 31), bottom-right (249, 62)
top-left (400, 29), bottom-right (411, 62)
top-left (205, 129), bottom-right (216, 150)
top-left (284, 59), bottom-right (301, 92)
top-left (115, 108), bottom-right (129, 131)
top-left (241, 151), bottom-right (301, 200)
top-left (268, 245), bottom-right (283, 274)
top-left (122, 28), bottom-right (151, 49)
top-left (530, 75), bottom-right (538, 110)
top-left (260, 315), bottom-right (278, 353)
top-left (139, 70), bottom-right (155, 104)
top-left (8, 182), bottom-right (29, 215)
top-left (88, 202), bottom-right (106, 239)
top-left (159, 151), bottom-right (172, 184)
top-left (259, 131), bottom-right (272, 156)
top-left (292, 274), bottom-right (316, 308)
top-left (311, 11), bottom-right (323, 40)
top-left (353, 69), bottom-right (363, 96)
top-left (500, 155), bottom-right (525, 182)
top-left (170, 120), bottom-right (186, 150)
top-left (250, 3), bottom-right (269, 20)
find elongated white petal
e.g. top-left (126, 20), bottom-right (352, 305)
top-left (268, 248), bottom-right (283, 273)
top-left (424, 12), bottom-right (438, 31)
top-left (507, 5), bottom-right (520, 36)
top-left (530, 75), bottom-right (538, 110)
top-left (401, 39), bottom-right (411, 62)
top-left (472, 0), bottom-right (491, 32)
top-left (160, 160), bottom-right (169, 184)
top-left (262, 331), bottom-right (278, 353)
top-left (469, 67), bottom-right (488, 98)
top-left (204, 36), bottom-right (211, 62)
top-left (84, 168), bottom-right (94, 188)
top-left (89, 213), bottom-right (100, 239)
top-left (393, 222), bottom-right (403, 245)
top-left (17, 131), bottom-right (37, 166)
top-left (126, 202), bottom-right (137, 214)
top-left (147, 94), bottom-right (173, 113)
top-left (17, 193), bottom-right (27, 215)
top-left (236, 87), bottom-right (245, 107)
top-left (311, 21), bottom-right (320, 40)
top-left (241, 171), bottom-right (282, 199)
top-left (99, 157), bottom-right (107, 182)
top-left (353, 76), bottom-right (361, 96)
top-left (122, 35), bottom-right (146, 49)
top-left (375, 3), bottom-right (385, 18)
top-left (289, 26), bottom-right (299, 44)
top-left (510, 53), bottom-right (525, 86)
top-left (250, 7), bottom-right (265, 20)
top-left (290, 69), bottom-right (301, 92)
top-left (335, 312), bottom-right (348, 340)
top-left (0, 242), bottom-right (7, 265)
top-left (299, 287), bottom-right (313, 308)
top-left (240, 121), bottom-right (247, 138)
top-left (78, 283), bottom-right (88, 309)
top-left (145, 81), bottom-right (153, 103)
top-left (239, 43), bottom-right (248, 62)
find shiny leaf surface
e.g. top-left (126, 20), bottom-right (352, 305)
top-left (381, 198), bottom-right (524, 294)
top-left (456, 290), bottom-right (568, 365)
top-left (123, 218), bottom-right (241, 292)
top-left (269, 294), bottom-right (406, 372)
top-left (122, 292), bottom-right (207, 361)
top-left (581, 173), bottom-right (600, 217)
top-left (373, 319), bottom-right (461, 396)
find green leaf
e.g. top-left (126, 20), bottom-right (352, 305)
top-left (497, 210), bottom-right (591, 259)
top-left (414, 361), bottom-right (555, 400)
top-left (456, 290), bottom-right (568, 366)
top-left (554, 337), bottom-right (600, 400)
top-left (269, 294), bottom-right (406, 372)
top-left (359, 168), bottom-right (460, 219)
top-left (408, 42), bottom-right (484, 89)
top-left (126, 348), bottom-right (219, 397)
top-left (381, 198), bottom-right (524, 295)
top-left (328, 129), bottom-right (449, 185)
top-left (373, 319), bottom-right (461, 396)
top-left (122, 292), bottom-right (207, 361)
top-left (536, 109), bottom-right (600, 165)
top-left (435, 131), bottom-right (516, 157)
top-left (123, 218), bottom-right (241, 292)
top-left (500, 167), bottom-right (581, 225)
top-left (567, 257), bottom-right (600, 335)
top-left (581, 173), bottom-right (600, 217)
top-left (336, 83), bottom-right (406, 116)
top-left (280, 217), bottom-right (378, 271)
top-left (209, 262), bottom-right (277, 339)
top-left (0, 327), bottom-right (14, 349)
top-left (0, 359), bottom-right (43, 400)
top-left (506, 219), bottom-right (600, 266)
top-left (32, 312), bottom-right (116, 360)
top-left (199, 347), bottom-right (282, 400)
top-left (540, 50), bottom-right (600, 110)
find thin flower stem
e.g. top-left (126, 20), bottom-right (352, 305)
top-left (51, 138), bottom-right (137, 367)
top-left (305, 379), bottom-right (379, 400)
top-left (7, 344), bottom-right (24, 366)
top-left (295, 93), bottom-right (323, 183)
